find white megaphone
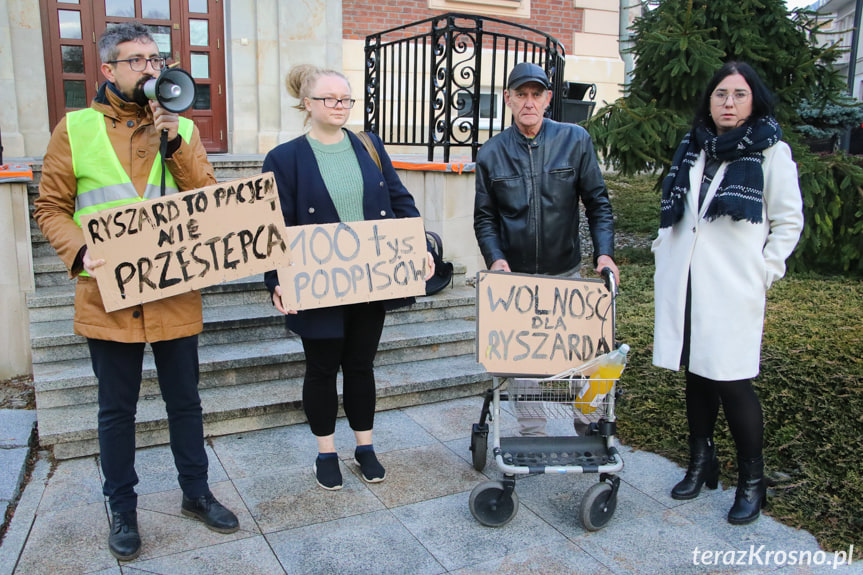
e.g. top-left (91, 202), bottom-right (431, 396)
top-left (143, 67), bottom-right (196, 113)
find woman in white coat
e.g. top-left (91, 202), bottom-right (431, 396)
top-left (652, 62), bottom-right (803, 525)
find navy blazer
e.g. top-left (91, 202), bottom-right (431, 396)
top-left (263, 130), bottom-right (422, 338)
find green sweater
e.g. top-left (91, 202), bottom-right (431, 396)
top-left (307, 131), bottom-right (365, 222)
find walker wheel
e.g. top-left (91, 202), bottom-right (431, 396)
top-left (469, 481), bottom-right (519, 527)
top-left (580, 481), bottom-right (617, 531)
top-left (470, 430), bottom-right (488, 471)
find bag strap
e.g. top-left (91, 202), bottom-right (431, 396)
top-left (357, 131), bottom-right (382, 173)
top-left (426, 230), bottom-right (444, 258)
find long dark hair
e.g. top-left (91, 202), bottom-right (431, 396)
top-left (692, 61), bottom-right (776, 133)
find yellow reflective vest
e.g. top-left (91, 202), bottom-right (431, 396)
top-left (68, 108), bottom-right (194, 226)
top-left (67, 108), bottom-right (194, 276)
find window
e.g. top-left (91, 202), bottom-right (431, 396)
top-left (456, 92), bottom-right (503, 129)
top-left (428, 0), bottom-right (529, 19)
top-left (42, 0), bottom-right (227, 152)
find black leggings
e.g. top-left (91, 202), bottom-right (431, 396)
top-left (685, 371), bottom-right (763, 460)
top-left (300, 302), bottom-right (386, 437)
top-left (682, 271), bottom-right (763, 461)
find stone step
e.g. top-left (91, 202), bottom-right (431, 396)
top-left (29, 284), bottom-right (474, 363)
top-left (25, 157), bottom-right (488, 461)
top-left (34, 313), bottom-right (479, 409)
top-left (26, 275), bottom-right (273, 322)
top-left (32, 256), bottom-right (72, 288)
top-left (30, 234), bottom-right (57, 260)
top-left (31, 242), bottom-right (56, 261)
top-left (209, 155), bottom-right (268, 181)
top-left (29, 251), bottom-right (468, 310)
top-left (36, 353), bottom-right (491, 459)
top-left (29, 302), bottom-right (286, 363)
top-left (28, 268), bottom-right (468, 317)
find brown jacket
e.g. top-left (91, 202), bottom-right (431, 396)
top-left (34, 84), bottom-right (216, 343)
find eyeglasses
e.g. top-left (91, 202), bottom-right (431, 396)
top-left (310, 97), bottom-right (357, 109)
top-left (712, 90), bottom-right (751, 104)
top-left (106, 57), bottom-right (167, 72)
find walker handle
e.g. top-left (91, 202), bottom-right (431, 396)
top-left (601, 267), bottom-right (618, 297)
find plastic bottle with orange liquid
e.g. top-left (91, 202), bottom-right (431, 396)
top-left (574, 344), bottom-right (629, 414)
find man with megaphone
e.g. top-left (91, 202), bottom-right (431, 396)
top-left (34, 21), bottom-right (239, 561)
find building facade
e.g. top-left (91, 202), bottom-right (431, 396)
top-left (1, 0), bottom-right (633, 379)
top-left (1, 0), bottom-right (629, 158)
top-left (810, 0), bottom-right (863, 98)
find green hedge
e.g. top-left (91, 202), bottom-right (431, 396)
top-left (786, 137), bottom-right (863, 274)
top-left (602, 174), bottom-right (862, 555)
top-left (610, 264), bottom-right (863, 555)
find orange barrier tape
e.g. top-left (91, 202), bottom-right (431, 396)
top-left (391, 160), bottom-right (475, 174)
top-left (0, 163), bottom-right (34, 182)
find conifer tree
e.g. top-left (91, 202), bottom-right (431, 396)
top-left (589, 0), bottom-right (863, 272)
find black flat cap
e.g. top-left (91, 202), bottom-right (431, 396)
top-left (507, 62), bottom-right (551, 90)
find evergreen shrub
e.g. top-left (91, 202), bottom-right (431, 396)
top-left (588, 0), bottom-right (863, 273)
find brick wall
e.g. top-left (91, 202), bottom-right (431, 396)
top-left (343, 0), bottom-right (584, 51)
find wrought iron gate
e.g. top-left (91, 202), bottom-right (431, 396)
top-left (364, 13), bottom-right (566, 162)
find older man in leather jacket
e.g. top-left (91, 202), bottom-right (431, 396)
top-left (474, 62), bottom-right (619, 436)
top-left (474, 62), bottom-right (618, 280)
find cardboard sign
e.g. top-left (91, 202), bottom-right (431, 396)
top-left (476, 270), bottom-right (614, 377)
top-left (82, 173), bottom-right (290, 312)
top-left (277, 217), bottom-right (427, 310)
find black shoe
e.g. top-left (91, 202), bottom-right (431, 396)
top-left (181, 492), bottom-right (240, 534)
top-left (313, 456), bottom-right (343, 490)
top-left (671, 436), bottom-right (720, 500)
top-left (728, 456), bottom-right (767, 525)
top-left (108, 510), bottom-right (141, 561)
top-left (355, 449), bottom-right (386, 483)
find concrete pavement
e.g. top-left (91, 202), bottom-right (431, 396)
top-left (0, 409), bottom-right (36, 536)
top-left (1, 396), bottom-right (859, 575)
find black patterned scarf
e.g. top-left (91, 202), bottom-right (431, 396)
top-left (660, 116), bottom-right (782, 228)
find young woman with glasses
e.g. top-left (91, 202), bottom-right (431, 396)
top-left (262, 65), bottom-right (434, 491)
top-left (652, 61), bottom-right (803, 524)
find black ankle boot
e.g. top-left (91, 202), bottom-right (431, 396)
top-left (108, 510), bottom-right (141, 561)
top-left (671, 436), bottom-right (720, 500)
top-left (728, 456), bottom-right (766, 525)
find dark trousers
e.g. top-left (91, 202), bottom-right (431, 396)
top-left (682, 275), bottom-right (763, 460)
top-left (684, 371), bottom-right (764, 460)
top-left (88, 335), bottom-right (209, 513)
top-left (300, 302), bottom-right (386, 437)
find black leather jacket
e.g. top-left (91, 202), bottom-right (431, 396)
top-left (474, 119), bottom-right (615, 275)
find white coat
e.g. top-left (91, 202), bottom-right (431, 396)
top-left (652, 141), bottom-right (804, 380)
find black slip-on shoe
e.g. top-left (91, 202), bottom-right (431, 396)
top-left (313, 457), bottom-right (344, 490)
top-left (355, 449), bottom-right (386, 483)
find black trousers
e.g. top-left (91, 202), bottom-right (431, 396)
top-left (300, 302), bottom-right (385, 438)
top-left (88, 335), bottom-right (209, 513)
top-left (682, 275), bottom-right (763, 460)
top-left (685, 371), bottom-right (764, 460)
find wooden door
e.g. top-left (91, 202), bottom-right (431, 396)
top-left (41, 0), bottom-right (227, 153)
top-left (179, 0), bottom-right (227, 152)
top-left (40, 0), bottom-right (101, 123)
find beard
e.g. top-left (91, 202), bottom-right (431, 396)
top-left (131, 76), bottom-right (153, 107)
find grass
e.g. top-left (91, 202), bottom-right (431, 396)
top-left (602, 172), bottom-right (863, 555)
top-left (605, 172), bottom-right (663, 236)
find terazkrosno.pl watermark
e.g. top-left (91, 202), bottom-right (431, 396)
top-left (692, 545), bottom-right (855, 569)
